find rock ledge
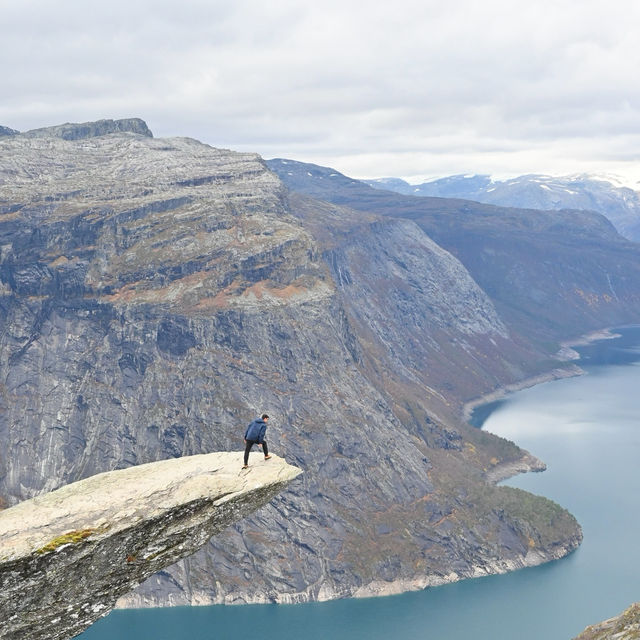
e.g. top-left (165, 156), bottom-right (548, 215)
top-left (0, 452), bottom-right (301, 640)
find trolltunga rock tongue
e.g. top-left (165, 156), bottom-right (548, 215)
top-left (0, 452), bottom-right (301, 640)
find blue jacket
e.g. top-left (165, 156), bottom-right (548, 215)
top-left (244, 418), bottom-right (267, 443)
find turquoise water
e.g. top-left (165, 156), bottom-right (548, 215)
top-left (81, 328), bottom-right (640, 640)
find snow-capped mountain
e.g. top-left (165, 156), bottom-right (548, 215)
top-left (365, 174), bottom-right (640, 241)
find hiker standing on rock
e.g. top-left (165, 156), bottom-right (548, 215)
top-left (243, 414), bottom-right (271, 468)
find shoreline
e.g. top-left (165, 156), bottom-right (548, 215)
top-left (116, 528), bottom-right (582, 608)
top-left (462, 365), bottom-right (583, 424)
top-left (462, 327), bottom-right (620, 424)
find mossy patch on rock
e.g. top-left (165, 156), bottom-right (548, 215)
top-left (36, 528), bottom-right (99, 554)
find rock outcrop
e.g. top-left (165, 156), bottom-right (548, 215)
top-left (573, 602), bottom-right (640, 640)
top-left (21, 118), bottom-right (153, 140)
top-left (0, 118), bottom-right (152, 141)
top-left (0, 452), bottom-right (301, 640)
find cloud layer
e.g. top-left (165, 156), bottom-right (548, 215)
top-left (2, 0), bottom-right (639, 183)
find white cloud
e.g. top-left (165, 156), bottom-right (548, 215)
top-left (1, 0), bottom-right (639, 183)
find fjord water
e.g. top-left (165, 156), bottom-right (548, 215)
top-left (81, 327), bottom-right (640, 640)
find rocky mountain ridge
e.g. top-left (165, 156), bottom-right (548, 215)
top-left (0, 126), bottom-right (19, 137)
top-left (0, 119), bottom-right (604, 608)
top-left (0, 117), bottom-right (152, 141)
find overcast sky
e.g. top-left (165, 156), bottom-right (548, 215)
top-left (2, 0), bottom-right (640, 184)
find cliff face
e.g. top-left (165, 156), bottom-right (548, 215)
top-left (0, 452), bottom-right (301, 640)
top-left (0, 130), bottom-right (321, 498)
top-left (287, 193), bottom-right (546, 424)
top-left (0, 121), bottom-right (585, 607)
top-left (269, 159), bottom-right (640, 347)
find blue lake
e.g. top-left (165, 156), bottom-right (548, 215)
top-left (81, 327), bottom-right (640, 640)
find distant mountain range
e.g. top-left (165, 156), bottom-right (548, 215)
top-left (364, 174), bottom-right (640, 241)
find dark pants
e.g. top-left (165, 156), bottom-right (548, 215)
top-left (244, 439), bottom-right (268, 465)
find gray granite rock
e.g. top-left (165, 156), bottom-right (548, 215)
top-left (21, 117), bottom-right (152, 140)
top-left (0, 452), bottom-right (301, 640)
